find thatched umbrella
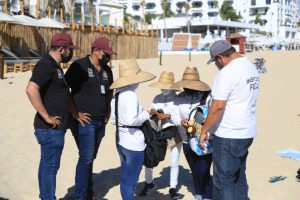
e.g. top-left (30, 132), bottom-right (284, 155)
top-left (0, 12), bottom-right (20, 79)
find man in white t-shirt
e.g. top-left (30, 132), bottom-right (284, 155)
top-left (199, 40), bottom-right (259, 200)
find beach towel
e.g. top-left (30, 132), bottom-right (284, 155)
top-left (277, 149), bottom-right (300, 161)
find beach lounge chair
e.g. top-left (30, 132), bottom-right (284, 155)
top-left (171, 33), bottom-right (190, 51)
top-left (0, 48), bottom-right (31, 73)
top-left (14, 48), bottom-right (41, 71)
top-left (29, 49), bottom-right (43, 58)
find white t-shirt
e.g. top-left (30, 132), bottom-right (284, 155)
top-left (111, 85), bottom-right (150, 151)
top-left (151, 92), bottom-right (177, 129)
top-left (212, 56), bottom-right (259, 139)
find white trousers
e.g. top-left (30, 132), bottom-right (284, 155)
top-left (145, 142), bottom-right (182, 188)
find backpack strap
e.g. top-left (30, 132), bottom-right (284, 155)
top-left (188, 91), bottom-right (211, 120)
top-left (115, 92), bottom-right (120, 144)
top-left (200, 91), bottom-right (210, 105)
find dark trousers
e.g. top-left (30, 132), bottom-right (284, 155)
top-left (71, 119), bottom-right (106, 200)
top-left (183, 143), bottom-right (213, 199)
top-left (213, 136), bottom-right (253, 200)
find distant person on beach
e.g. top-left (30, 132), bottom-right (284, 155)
top-left (199, 40), bottom-right (260, 200)
top-left (26, 32), bottom-right (78, 200)
top-left (139, 71), bottom-right (182, 199)
top-left (110, 59), bottom-right (155, 200)
top-left (173, 67), bottom-right (213, 200)
top-left (65, 37), bottom-right (116, 200)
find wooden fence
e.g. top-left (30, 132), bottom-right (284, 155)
top-left (0, 23), bottom-right (158, 60)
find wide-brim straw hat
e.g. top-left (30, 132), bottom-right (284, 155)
top-left (173, 67), bottom-right (211, 91)
top-left (149, 71), bottom-right (179, 90)
top-left (109, 59), bottom-right (156, 89)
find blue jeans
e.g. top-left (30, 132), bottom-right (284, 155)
top-left (183, 143), bottom-right (213, 198)
top-left (34, 128), bottom-right (66, 200)
top-left (213, 136), bottom-right (253, 200)
top-left (74, 119), bottom-right (106, 199)
top-left (117, 145), bottom-right (144, 200)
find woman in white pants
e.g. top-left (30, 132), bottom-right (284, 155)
top-left (139, 71), bottom-right (183, 199)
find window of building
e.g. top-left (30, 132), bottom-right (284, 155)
top-left (145, 2), bottom-right (156, 9)
top-left (208, 12), bottom-right (218, 17)
top-left (132, 4), bottom-right (140, 11)
top-left (208, 2), bottom-right (218, 9)
top-left (266, 0), bottom-right (271, 4)
top-left (176, 2), bottom-right (186, 8)
top-left (192, 12), bottom-right (203, 17)
top-left (132, 15), bottom-right (141, 21)
top-left (192, 1), bottom-right (203, 8)
top-left (251, 0), bottom-right (256, 6)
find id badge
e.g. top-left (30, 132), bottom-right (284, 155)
top-left (100, 84), bottom-right (106, 94)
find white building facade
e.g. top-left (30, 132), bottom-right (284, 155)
top-left (116, 0), bottom-right (299, 39)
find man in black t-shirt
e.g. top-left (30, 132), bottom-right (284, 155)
top-left (26, 32), bottom-right (78, 200)
top-left (65, 37), bottom-right (116, 200)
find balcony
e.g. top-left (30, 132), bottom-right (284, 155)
top-left (176, 1), bottom-right (186, 9)
top-left (208, 12), bottom-right (218, 18)
top-left (207, 2), bottom-right (218, 9)
top-left (145, 2), bottom-right (156, 10)
top-left (191, 12), bottom-right (203, 18)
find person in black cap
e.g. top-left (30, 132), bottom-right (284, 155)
top-left (65, 37), bottom-right (116, 200)
top-left (199, 40), bottom-right (260, 200)
top-left (26, 32), bottom-right (79, 200)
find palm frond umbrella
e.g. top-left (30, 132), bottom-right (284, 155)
top-left (38, 17), bottom-right (68, 29)
top-left (0, 12), bottom-right (18, 23)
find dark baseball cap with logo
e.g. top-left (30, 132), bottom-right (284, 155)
top-left (92, 37), bottom-right (117, 55)
top-left (50, 32), bottom-right (79, 50)
top-left (207, 40), bottom-right (232, 64)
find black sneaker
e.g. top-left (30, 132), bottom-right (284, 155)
top-left (138, 182), bottom-right (157, 196)
top-left (169, 188), bottom-right (181, 199)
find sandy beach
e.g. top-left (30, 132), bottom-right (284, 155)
top-left (0, 51), bottom-right (299, 200)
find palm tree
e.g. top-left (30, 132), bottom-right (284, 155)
top-left (161, 0), bottom-right (168, 41)
top-left (140, 0), bottom-right (145, 23)
top-left (161, 0), bottom-right (174, 41)
top-left (220, 2), bottom-right (242, 22)
top-left (254, 14), bottom-right (263, 25)
top-left (145, 13), bottom-right (157, 24)
top-left (185, 0), bottom-right (191, 33)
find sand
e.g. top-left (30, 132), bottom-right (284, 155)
top-left (0, 51), bottom-right (299, 200)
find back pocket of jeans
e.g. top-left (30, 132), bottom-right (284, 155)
top-left (34, 129), bottom-right (51, 145)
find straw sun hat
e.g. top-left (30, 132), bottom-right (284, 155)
top-left (149, 71), bottom-right (179, 90)
top-left (109, 59), bottom-right (156, 89)
top-left (173, 67), bottom-right (211, 91)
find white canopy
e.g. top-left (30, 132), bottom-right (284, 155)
top-left (38, 18), bottom-right (68, 29)
top-left (0, 12), bottom-right (18, 23)
top-left (11, 15), bottom-right (43, 27)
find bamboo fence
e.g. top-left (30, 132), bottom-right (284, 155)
top-left (0, 23), bottom-right (158, 60)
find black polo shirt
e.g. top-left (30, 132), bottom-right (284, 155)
top-left (65, 55), bottom-right (113, 119)
top-left (30, 54), bottom-right (70, 130)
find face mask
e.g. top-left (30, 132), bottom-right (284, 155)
top-left (129, 83), bottom-right (139, 91)
top-left (100, 53), bottom-right (111, 66)
top-left (184, 88), bottom-right (197, 95)
top-left (161, 89), bottom-right (172, 96)
top-left (61, 50), bottom-right (73, 63)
